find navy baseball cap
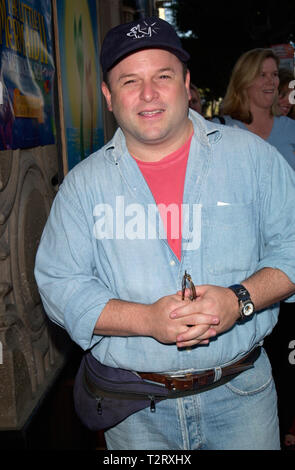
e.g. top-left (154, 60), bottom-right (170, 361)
top-left (100, 16), bottom-right (190, 77)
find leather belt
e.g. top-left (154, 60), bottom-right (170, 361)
top-left (139, 347), bottom-right (261, 392)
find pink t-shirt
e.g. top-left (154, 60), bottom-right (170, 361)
top-left (134, 135), bottom-right (193, 260)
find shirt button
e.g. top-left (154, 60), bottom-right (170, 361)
top-left (170, 260), bottom-right (176, 266)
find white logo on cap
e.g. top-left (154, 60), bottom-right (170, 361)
top-left (127, 21), bottom-right (159, 39)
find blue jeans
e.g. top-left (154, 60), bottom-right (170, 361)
top-left (104, 348), bottom-right (280, 450)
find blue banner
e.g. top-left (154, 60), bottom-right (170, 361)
top-left (56, 0), bottom-right (104, 171)
top-left (0, 0), bottom-right (55, 150)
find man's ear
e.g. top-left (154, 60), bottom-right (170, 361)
top-left (101, 81), bottom-right (113, 112)
top-left (185, 70), bottom-right (191, 100)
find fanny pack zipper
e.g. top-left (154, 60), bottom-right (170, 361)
top-left (83, 363), bottom-right (166, 413)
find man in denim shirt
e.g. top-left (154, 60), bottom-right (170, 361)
top-left (35, 17), bottom-right (295, 449)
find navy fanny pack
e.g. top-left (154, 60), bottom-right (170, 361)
top-left (73, 350), bottom-right (259, 431)
top-left (73, 352), bottom-right (169, 431)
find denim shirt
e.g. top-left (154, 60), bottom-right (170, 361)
top-left (34, 111), bottom-right (295, 373)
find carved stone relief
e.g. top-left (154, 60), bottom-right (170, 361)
top-left (0, 145), bottom-right (69, 430)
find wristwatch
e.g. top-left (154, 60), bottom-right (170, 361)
top-left (228, 284), bottom-right (255, 321)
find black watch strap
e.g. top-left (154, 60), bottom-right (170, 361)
top-left (228, 284), bottom-right (255, 320)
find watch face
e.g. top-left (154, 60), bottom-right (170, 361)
top-left (242, 302), bottom-right (254, 316)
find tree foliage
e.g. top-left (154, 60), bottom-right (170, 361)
top-left (169, 0), bottom-right (295, 99)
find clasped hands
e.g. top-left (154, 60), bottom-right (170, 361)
top-left (148, 283), bottom-right (240, 348)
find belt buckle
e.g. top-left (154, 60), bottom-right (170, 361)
top-left (164, 376), bottom-right (178, 391)
top-left (165, 374), bottom-right (195, 391)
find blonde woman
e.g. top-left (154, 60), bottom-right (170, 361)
top-left (215, 48), bottom-right (295, 170)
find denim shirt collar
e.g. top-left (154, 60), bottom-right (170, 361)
top-left (103, 110), bottom-right (222, 166)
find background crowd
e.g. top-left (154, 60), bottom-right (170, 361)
top-left (190, 48), bottom-right (295, 449)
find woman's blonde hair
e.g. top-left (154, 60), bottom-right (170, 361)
top-left (222, 48), bottom-right (280, 123)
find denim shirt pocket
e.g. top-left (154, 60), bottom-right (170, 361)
top-left (202, 201), bottom-right (258, 275)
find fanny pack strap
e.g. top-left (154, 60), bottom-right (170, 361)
top-left (73, 348), bottom-right (261, 431)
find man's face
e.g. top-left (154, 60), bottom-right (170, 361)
top-left (101, 48), bottom-right (191, 159)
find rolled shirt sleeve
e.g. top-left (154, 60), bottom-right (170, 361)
top-left (256, 143), bottom-right (295, 301)
top-left (34, 177), bottom-right (115, 350)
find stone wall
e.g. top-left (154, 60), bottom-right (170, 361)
top-left (0, 145), bottom-right (69, 430)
